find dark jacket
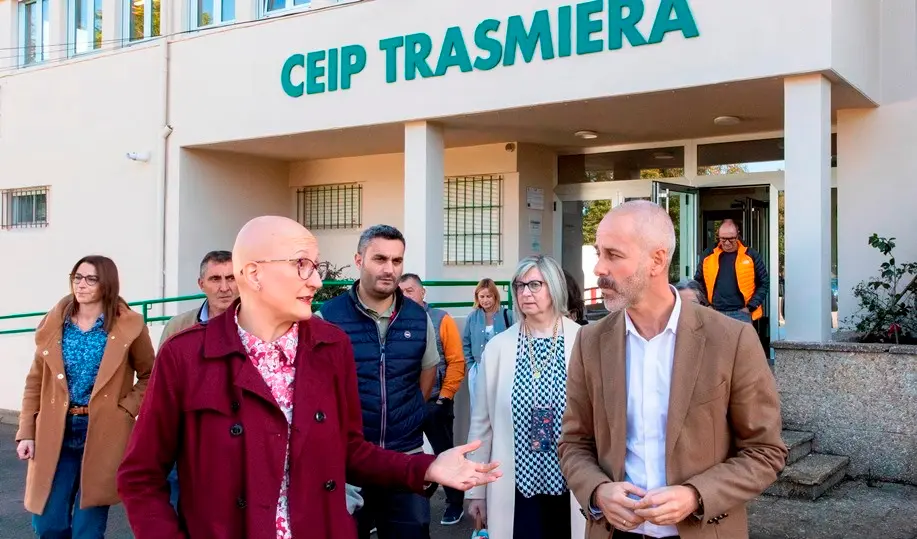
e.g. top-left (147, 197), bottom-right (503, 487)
top-left (117, 304), bottom-right (435, 539)
top-left (319, 285), bottom-right (428, 453)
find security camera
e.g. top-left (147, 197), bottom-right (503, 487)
top-left (126, 151), bottom-right (152, 162)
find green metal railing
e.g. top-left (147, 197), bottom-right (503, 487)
top-left (0, 280), bottom-right (512, 336)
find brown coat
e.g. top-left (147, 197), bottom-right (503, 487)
top-left (15, 296), bottom-right (156, 514)
top-left (559, 300), bottom-right (787, 539)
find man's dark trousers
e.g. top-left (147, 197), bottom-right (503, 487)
top-left (355, 485), bottom-right (430, 539)
top-left (422, 398), bottom-right (464, 508)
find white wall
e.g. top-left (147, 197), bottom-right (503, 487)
top-left (173, 149), bottom-right (290, 312)
top-left (168, 0), bottom-right (844, 147)
top-left (831, 0), bottom-right (880, 102)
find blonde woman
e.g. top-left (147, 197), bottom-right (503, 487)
top-left (462, 278), bottom-right (513, 406)
top-left (465, 256), bottom-right (586, 539)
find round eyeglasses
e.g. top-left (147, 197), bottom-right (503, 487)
top-left (71, 273), bottom-right (100, 286)
top-left (513, 280), bottom-right (545, 294)
top-left (253, 257), bottom-right (326, 280)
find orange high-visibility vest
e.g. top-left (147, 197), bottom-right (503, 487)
top-left (702, 242), bottom-right (763, 321)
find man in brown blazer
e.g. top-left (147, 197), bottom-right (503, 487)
top-left (559, 201), bottom-right (786, 539)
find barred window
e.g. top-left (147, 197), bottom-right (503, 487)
top-left (2, 186), bottom-right (48, 229)
top-left (443, 175), bottom-right (503, 265)
top-left (296, 183), bottom-right (362, 230)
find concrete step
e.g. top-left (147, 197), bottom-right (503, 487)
top-left (766, 454), bottom-right (850, 501)
top-left (782, 430), bottom-right (815, 465)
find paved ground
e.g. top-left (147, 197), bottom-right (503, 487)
top-left (3, 422), bottom-right (916, 538)
top-left (0, 424), bottom-right (473, 538)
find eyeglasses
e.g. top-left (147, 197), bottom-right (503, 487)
top-left (718, 236), bottom-right (738, 243)
top-left (253, 257), bottom-right (326, 281)
top-left (72, 273), bottom-right (99, 286)
top-left (513, 280), bottom-right (545, 294)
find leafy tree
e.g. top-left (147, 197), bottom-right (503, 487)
top-left (131, 0), bottom-right (161, 40)
top-left (313, 262), bottom-right (352, 309)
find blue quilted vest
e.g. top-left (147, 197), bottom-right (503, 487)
top-left (319, 283), bottom-right (428, 452)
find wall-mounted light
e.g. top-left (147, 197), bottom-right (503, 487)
top-left (126, 151), bottom-right (152, 162)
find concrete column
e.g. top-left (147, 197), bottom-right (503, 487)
top-left (0, 0), bottom-right (18, 69)
top-left (48, 0), bottom-right (68, 61)
top-left (683, 141), bottom-right (698, 184)
top-left (784, 74), bottom-right (832, 342)
top-left (403, 121), bottom-right (444, 280)
top-left (100, 0), bottom-right (122, 50)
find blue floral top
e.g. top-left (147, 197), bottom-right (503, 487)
top-left (62, 315), bottom-right (108, 406)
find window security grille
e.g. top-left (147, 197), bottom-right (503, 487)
top-left (296, 183), bottom-right (362, 230)
top-left (1, 186), bottom-right (49, 230)
top-left (443, 175), bottom-right (503, 266)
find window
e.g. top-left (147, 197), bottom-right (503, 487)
top-left (1, 187), bottom-right (49, 229)
top-left (262, 0), bottom-right (309, 16)
top-left (443, 175), bottom-right (503, 266)
top-left (69, 0), bottom-right (103, 55)
top-left (194, 0), bottom-right (235, 27)
top-left (19, 0), bottom-right (50, 66)
top-left (296, 184), bottom-right (362, 230)
top-left (125, 0), bottom-right (160, 41)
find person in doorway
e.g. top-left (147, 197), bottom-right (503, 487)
top-left (159, 250), bottom-right (238, 346)
top-left (17, 255), bottom-right (155, 539)
top-left (398, 273), bottom-right (467, 526)
top-left (462, 279), bottom-right (513, 409)
top-left (116, 216), bottom-right (502, 539)
top-left (157, 249), bottom-right (239, 513)
top-left (559, 201), bottom-right (786, 539)
top-left (465, 255), bottom-right (587, 539)
top-left (693, 219), bottom-right (768, 324)
top-left (315, 225), bottom-right (441, 539)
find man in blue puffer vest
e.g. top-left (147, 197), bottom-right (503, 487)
top-left (315, 225), bottom-right (440, 539)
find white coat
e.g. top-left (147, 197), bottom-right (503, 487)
top-left (466, 317), bottom-right (588, 539)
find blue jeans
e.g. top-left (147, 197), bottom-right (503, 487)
top-left (168, 465), bottom-right (179, 512)
top-left (32, 416), bottom-right (110, 539)
top-left (722, 309), bottom-right (753, 324)
top-left (355, 485), bottom-right (430, 539)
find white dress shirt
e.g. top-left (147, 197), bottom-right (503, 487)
top-left (623, 287), bottom-right (682, 538)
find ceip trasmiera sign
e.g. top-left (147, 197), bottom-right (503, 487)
top-left (280, 0), bottom-right (699, 98)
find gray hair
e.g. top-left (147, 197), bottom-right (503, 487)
top-left (199, 250), bottom-right (233, 278)
top-left (676, 279), bottom-right (708, 306)
top-left (610, 200), bottom-right (676, 268)
top-left (511, 255), bottom-right (569, 322)
top-left (357, 224), bottom-right (405, 255)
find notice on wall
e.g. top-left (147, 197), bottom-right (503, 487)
top-left (526, 187), bottom-right (545, 211)
top-left (529, 217), bottom-right (542, 253)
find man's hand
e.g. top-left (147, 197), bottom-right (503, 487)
top-left (593, 482), bottom-right (647, 531)
top-left (17, 440), bottom-right (35, 460)
top-left (424, 440), bottom-right (502, 490)
top-left (633, 485), bottom-right (699, 526)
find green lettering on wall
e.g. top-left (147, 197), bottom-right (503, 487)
top-left (405, 33), bottom-right (435, 80)
top-left (648, 0), bottom-right (699, 44)
top-left (435, 26), bottom-right (473, 76)
top-left (608, 0), bottom-right (647, 50)
top-left (576, 0), bottom-right (604, 55)
top-left (504, 10), bottom-right (555, 66)
top-left (281, 53), bottom-right (305, 98)
top-left (379, 36), bottom-right (405, 83)
top-left (341, 45), bottom-right (367, 89)
top-left (473, 19), bottom-right (503, 70)
top-left (328, 48), bottom-right (339, 92)
top-left (306, 50), bottom-right (326, 95)
top-left (558, 5), bottom-right (572, 57)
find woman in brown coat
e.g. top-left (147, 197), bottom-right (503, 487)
top-left (15, 255), bottom-right (155, 538)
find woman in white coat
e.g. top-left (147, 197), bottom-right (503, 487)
top-left (465, 255), bottom-right (587, 539)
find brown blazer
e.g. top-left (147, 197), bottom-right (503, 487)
top-left (559, 300), bottom-right (787, 539)
top-left (16, 296), bottom-right (156, 514)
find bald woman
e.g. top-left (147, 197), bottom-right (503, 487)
top-left (117, 216), bottom-right (501, 539)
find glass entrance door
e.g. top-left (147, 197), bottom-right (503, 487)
top-left (652, 182), bottom-right (699, 284)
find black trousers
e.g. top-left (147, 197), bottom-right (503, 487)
top-left (421, 398), bottom-right (464, 507)
top-left (513, 488), bottom-right (571, 539)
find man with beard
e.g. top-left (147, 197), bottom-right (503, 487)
top-left (558, 201), bottom-right (786, 539)
top-left (315, 225), bottom-right (440, 539)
